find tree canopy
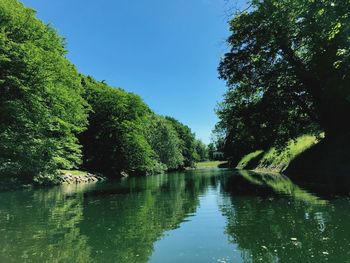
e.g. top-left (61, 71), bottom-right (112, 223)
top-left (165, 117), bottom-right (199, 168)
top-left (79, 76), bottom-right (204, 177)
top-left (79, 76), bottom-right (161, 176)
top-left (0, 0), bottom-right (88, 183)
top-left (216, 0), bottom-right (350, 162)
top-left (145, 115), bottom-right (184, 171)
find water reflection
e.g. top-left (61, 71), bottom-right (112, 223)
top-left (0, 169), bottom-right (349, 263)
top-left (79, 172), bottom-right (215, 262)
top-left (229, 170), bottom-right (327, 204)
top-left (0, 185), bottom-right (93, 262)
top-left (0, 171), bottom-right (220, 263)
top-left (220, 170), bottom-right (350, 263)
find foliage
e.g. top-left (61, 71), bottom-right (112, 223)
top-left (165, 117), bottom-right (198, 168)
top-left (0, 0), bottom-right (206, 183)
top-left (217, 0), bottom-right (350, 162)
top-left (79, 77), bottom-right (205, 177)
top-left (79, 76), bottom-right (159, 176)
top-left (0, 0), bottom-right (88, 183)
top-left (145, 115), bottom-right (184, 170)
top-left (207, 143), bottom-right (215, 160)
top-left (194, 140), bottom-right (208, 162)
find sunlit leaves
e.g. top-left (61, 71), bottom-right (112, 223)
top-left (0, 0), bottom-right (88, 182)
top-left (216, 0), bottom-right (350, 161)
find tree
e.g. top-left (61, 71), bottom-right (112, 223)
top-left (165, 117), bottom-right (197, 168)
top-left (0, 0), bottom-right (88, 183)
top-left (79, 77), bottom-right (202, 176)
top-left (194, 140), bottom-right (208, 162)
top-left (207, 143), bottom-right (215, 160)
top-left (217, 0), bottom-right (350, 160)
top-left (145, 115), bottom-right (184, 170)
top-left (79, 76), bottom-right (159, 176)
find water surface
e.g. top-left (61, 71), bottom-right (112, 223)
top-left (0, 169), bottom-right (349, 262)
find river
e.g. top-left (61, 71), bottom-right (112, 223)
top-left (0, 169), bottom-right (349, 262)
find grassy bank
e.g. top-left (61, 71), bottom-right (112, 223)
top-left (196, 161), bottom-right (228, 169)
top-left (59, 170), bottom-right (90, 177)
top-left (237, 135), bottom-right (319, 173)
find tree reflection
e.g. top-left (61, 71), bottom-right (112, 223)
top-left (219, 171), bottom-right (350, 262)
top-left (2, 169), bottom-right (347, 263)
top-left (0, 170), bottom-right (220, 263)
top-left (79, 171), bottom-right (218, 262)
top-left (0, 184), bottom-right (93, 262)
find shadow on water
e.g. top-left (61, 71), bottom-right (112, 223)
top-left (285, 136), bottom-right (350, 197)
top-left (219, 170), bottom-right (350, 263)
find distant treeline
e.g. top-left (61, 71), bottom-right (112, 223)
top-left (215, 0), bottom-right (350, 164)
top-left (0, 0), bottom-right (208, 183)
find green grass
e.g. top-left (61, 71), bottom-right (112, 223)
top-left (59, 170), bottom-right (89, 177)
top-left (195, 161), bottom-right (228, 169)
top-left (237, 150), bottom-right (264, 169)
top-left (237, 135), bottom-right (320, 173)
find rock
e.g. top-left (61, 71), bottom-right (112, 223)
top-left (58, 171), bottom-right (106, 185)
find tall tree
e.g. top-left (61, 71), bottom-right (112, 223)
top-left (0, 0), bottom-right (88, 182)
top-left (79, 76), bottom-right (158, 176)
top-left (145, 115), bottom-right (184, 170)
top-left (217, 0), bottom-right (350, 160)
top-left (194, 140), bottom-right (208, 162)
top-left (165, 117), bottom-right (197, 168)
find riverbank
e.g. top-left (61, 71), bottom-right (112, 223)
top-left (0, 170), bottom-right (106, 192)
top-left (236, 135), bottom-right (319, 174)
top-left (57, 170), bottom-right (106, 184)
top-left (236, 134), bottom-right (350, 182)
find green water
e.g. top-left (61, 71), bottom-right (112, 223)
top-left (0, 169), bottom-right (349, 263)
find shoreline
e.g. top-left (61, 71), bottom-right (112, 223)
top-left (57, 171), bottom-right (106, 185)
top-left (0, 170), bottom-right (107, 192)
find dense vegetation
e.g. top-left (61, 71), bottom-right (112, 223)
top-left (0, 0), bottom-right (89, 183)
top-left (79, 76), bottom-right (207, 177)
top-left (0, 0), bottom-right (208, 184)
top-left (216, 0), bottom-right (350, 164)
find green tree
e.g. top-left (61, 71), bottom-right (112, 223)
top-left (0, 0), bottom-right (88, 183)
top-left (217, 0), bottom-right (350, 160)
top-left (165, 117), bottom-right (197, 168)
top-left (194, 140), bottom-right (208, 162)
top-left (79, 76), bottom-right (158, 176)
top-left (80, 77), bottom-right (202, 176)
top-left (145, 115), bottom-right (184, 170)
top-left (207, 143), bottom-right (215, 160)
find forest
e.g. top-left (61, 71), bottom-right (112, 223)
top-left (0, 0), bottom-right (208, 184)
top-left (2, 0), bottom-right (350, 185)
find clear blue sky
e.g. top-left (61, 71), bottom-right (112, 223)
top-left (21, 0), bottom-right (242, 144)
